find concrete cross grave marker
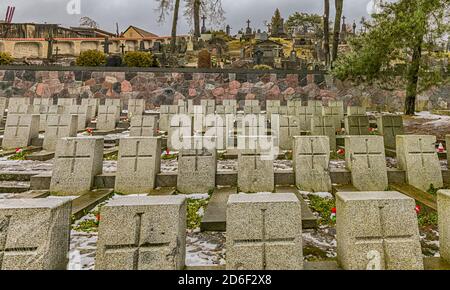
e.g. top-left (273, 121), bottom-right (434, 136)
top-left (95, 196), bottom-right (186, 270)
top-left (43, 114), bottom-right (78, 151)
top-left (130, 115), bottom-right (157, 137)
top-left (311, 115), bottom-right (336, 151)
top-left (308, 100), bottom-right (323, 116)
top-left (0, 198), bottom-right (72, 270)
top-left (336, 191), bottom-right (423, 270)
top-left (279, 116), bottom-right (300, 150)
top-left (238, 147), bottom-right (274, 193)
top-left (226, 193), bottom-right (303, 270)
top-left (293, 136), bottom-right (331, 192)
top-left (127, 99), bottom-right (145, 119)
top-left (2, 114), bottom-right (40, 149)
top-left (323, 106), bottom-right (344, 130)
top-left (347, 106), bottom-right (366, 116)
top-left (296, 106), bottom-right (313, 132)
top-left (50, 137), bottom-right (104, 195)
top-left (345, 136), bottom-right (388, 191)
top-left (69, 105), bottom-right (93, 131)
top-left (438, 190), bottom-right (450, 264)
top-left (115, 137), bottom-right (161, 194)
top-left (377, 115), bottom-right (404, 150)
top-left (396, 135), bottom-right (443, 191)
top-left (97, 105), bottom-right (119, 131)
top-left (345, 115), bottom-right (370, 135)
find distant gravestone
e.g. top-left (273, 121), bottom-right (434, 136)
top-left (396, 135), bottom-right (443, 191)
top-left (377, 115), bottom-right (404, 150)
top-left (347, 106), bottom-right (366, 116)
top-left (39, 105), bottom-right (65, 132)
top-left (159, 105), bottom-right (179, 132)
top-left (329, 100), bottom-right (344, 109)
top-left (69, 105), bottom-right (93, 131)
top-left (438, 190), bottom-right (450, 264)
top-left (322, 106), bottom-right (344, 130)
top-left (57, 98), bottom-right (76, 107)
top-left (95, 196), bottom-right (186, 270)
top-left (127, 99), bottom-right (145, 118)
top-left (0, 198), bottom-right (72, 270)
top-left (205, 114), bottom-right (228, 150)
top-left (2, 114), bottom-right (40, 149)
top-left (130, 115), bottom-right (157, 137)
top-left (50, 137), bottom-right (104, 195)
top-left (345, 136), bottom-right (388, 191)
top-left (345, 115), bottom-right (370, 135)
top-left (115, 137), bottom-right (161, 194)
top-left (81, 98), bottom-right (99, 118)
top-left (226, 193), bottom-right (303, 270)
top-left (167, 115), bottom-right (193, 150)
top-left (97, 105), bottom-right (120, 131)
top-left (279, 116), bottom-right (300, 150)
top-left (8, 104), bottom-right (34, 115)
top-left (200, 100), bottom-right (216, 115)
top-left (33, 98), bottom-right (52, 107)
top-left (104, 98), bottom-right (121, 108)
top-left (307, 100), bottom-right (323, 116)
top-left (238, 147), bottom-right (274, 193)
top-left (177, 148), bottom-right (216, 194)
top-left (297, 106), bottom-right (313, 132)
top-left (336, 191), bottom-right (423, 270)
top-left (293, 136), bottom-right (331, 192)
top-left (7, 98), bottom-right (30, 111)
top-left (0, 97), bottom-right (7, 118)
top-left (447, 135), bottom-right (450, 169)
top-left (43, 114), bottom-right (78, 151)
top-left (310, 116), bottom-right (336, 151)
top-left (244, 105), bottom-right (261, 115)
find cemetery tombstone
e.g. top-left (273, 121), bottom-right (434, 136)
top-left (2, 114), bottom-right (40, 149)
top-left (127, 99), bottom-right (145, 118)
top-left (377, 115), bottom-right (404, 150)
top-left (296, 106), bottom-right (313, 132)
top-left (43, 114), bottom-right (78, 151)
top-left (293, 136), bottom-right (332, 192)
top-left (97, 105), bottom-right (120, 131)
top-left (50, 137), bottom-right (104, 194)
top-left (95, 196), bottom-right (186, 270)
top-left (0, 97), bottom-right (6, 118)
top-left (69, 105), bottom-right (93, 132)
top-left (130, 115), bottom-right (158, 137)
top-left (81, 98), bottom-right (100, 119)
top-left (226, 193), bottom-right (303, 270)
top-left (345, 136), bottom-right (388, 191)
top-left (7, 98), bottom-right (30, 112)
top-left (115, 137), bottom-right (161, 194)
top-left (0, 198), bottom-right (72, 270)
top-left (396, 135), bottom-right (443, 191)
top-left (310, 116), bottom-right (336, 151)
top-left (200, 100), bottom-right (216, 115)
top-left (345, 115), bottom-right (370, 136)
top-left (57, 98), bottom-right (76, 107)
top-left (322, 106), bottom-right (344, 130)
top-left (347, 106), bottom-right (366, 116)
top-left (237, 147), bottom-right (274, 193)
top-left (279, 115), bottom-right (300, 150)
top-left (447, 135), bottom-right (450, 169)
top-left (336, 191), bottom-right (423, 270)
top-left (437, 190), bottom-right (450, 263)
top-left (307, 100), bottom-right (323, 116)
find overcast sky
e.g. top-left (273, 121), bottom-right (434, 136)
top-left (0, 0), bottom-right (381, 36)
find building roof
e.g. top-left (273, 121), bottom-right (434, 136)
top-left (70, 27), bottom-right (117, 38)
top-left (122, 25), bottom-right (158, 38)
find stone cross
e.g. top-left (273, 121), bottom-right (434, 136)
top-left (377, 115), bottom-right (404, 150)
top-left (0, 199), bottom-right (72, 270)
top-left (43, 114), bottom-right (78, 151)
top-left (3, 114), bottom-right (40, 149)
top-left (308, 100), bottom-right (323, 116)
top-left (238, 147), bottom-right (274, 193)
top-left (293, 136), bottom-right (331, 192)
top-left (130, 115), bottom-right (157, 137)
top-left (120, 43), bottom-right (126, 55)
top-left (336, 191), bottom-right (423, 270)
top-left (311, 116), bottom-right (336, 151)
top-left (345, 136), bottom-right (388, 191)
top-left (279, 116), bottom-right (300, 150)
top-left (345, 115), bottom-right (370, 135)
top-left (297, 106), bottom-right (313, 131)
top-left (97, 105), bottom-right (119, 131)
top-left (201, 15), bottom-right (207, 33)
top-left (95, 196), bottom-right (186, 270)
top-left (226, 193), bottom-right (303, 270)
top-left (438, 190), bottom-right (450, 264)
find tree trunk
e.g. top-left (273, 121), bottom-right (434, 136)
top-left (194, 0), bottom-right (201, 38)
top-left (332, 0), bottom-right (343, 62)
top-left (171, 0), bottom-right (181, 53)
top-left (323, 0), bottom-right (330, 66)
top-left (405, 40), bottom-right (422, 115)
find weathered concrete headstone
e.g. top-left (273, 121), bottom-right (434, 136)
top-left (50, 137), bottom-right (104, 194)
top-left (2, 114), bottom-right (40, 149)
top-left (279, 115), bottom-right (300, 150)
top-left (293, 136), bottom-right (331, 192)
top-left (226, 193), bottom-right (303, 270)
top-left (336, 191), bottom-right (423, 270)
top-left (81, 98), bottom-right (99, 118)
top-left (200, 99), bottom-right (216, 115)
top-left (329, 100), bottom-right (344, 109)
top-left (95, 196), bottom-right (186, 270)
top-left (167, 115), bottom-right (193, 150)
top-left (115, 137), bottom-right (161, 194)
top-left (97, 105), bottom-right (119, 131)
top-left (377, 115), bottom-right (404, 150)
top-left (0, 198), bottom-right (72, 270)
top-left (104, 98), bottom-right (121, 107)
top-left (33, 98), bottom-right (52, 107)
top-left (308, 100), bottom-right (323, 116)
top-left (238, 148), bottom-right (274, 193)
top-left (347, 106), bottom-right (366, 116)
top-left (178, 148), bottom-right (216, 194)
top-left (159, 105), bottom-right (179, 132)
top-left (205, 114), bottom-right (228, 150)
top-left (323, 106), bottom-right (344, 130)
top-left (38, 105), bottom-right (65, 132)
top-left (438, 190), bottom-right (450, 264)
top-left (43, 114), bottom-right (78, 151)
top-left (396, 135), bottom-right (443, 191)
top-left (345, 136), bottom-right (388, 191)
top-left (7, 97), bottom-right (30, 111)
top-left (310, 116), bottom-right (336, 151)
top-left (447, 135), bottom-right (450, 169)
top-left (345, 115), bottom-right (370, 135)
top-left (8, 104), bottom-right (34, 114)
top-left (69, 105), bottom-right (92, 132)
top-left (130, 115), bottom-right (157, 137)
top-left (244, 104), bottom-right (261, 114)
top-left (0, 97), bottom-right (7, 118)
top-left (127, 99), bottom-right (145, 118)
top-left (57, 98), bottom-right (76, 107)
top-left (296, 106), bottom-right (313, 132)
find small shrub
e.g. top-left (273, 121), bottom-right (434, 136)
top-left (8, 148), bottom-right (28, 160)
top-left (253, 64), bottom-right (273, 70)
top-left (123, 51), bottom-right (159, 67)
top-left (197, 49), bottom-right (212, 68)
top-left (308, 195), bottom-right (336, 226)
top-left (0, 52), bottom-right (13, 65)
top-left (76, 50), bottom-right (106, 67)
top-left (186, 198), bottom-right (210, 230)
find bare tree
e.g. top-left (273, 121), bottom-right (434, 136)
top-left (184, 0), bottom-right (226, 37)
top-left (155, 0), bottom-right (180, 53)
top-left (79, 16), bottom-right (99, 29)
top-left (332, 0), bottom-right (343, 62)
top-left (323, 0), bottom-right (330, 66)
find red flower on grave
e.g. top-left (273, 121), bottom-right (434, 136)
top-left (96, 213), bottom-right (101, 222)
top-left (331, 207), bottom-right (337, 214)
top-left (415, 205), bottom-right (421, 214)
top-left (337, 149), bottom-right (345, 155)
top-left (437, 143), bottom-right (445, 153)
top-left (86, 128), bottom-right (93, 135)
top-left (15, 148), bottom-right (23, 154)
top-left (166, 148), bottom-right (170, 155)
